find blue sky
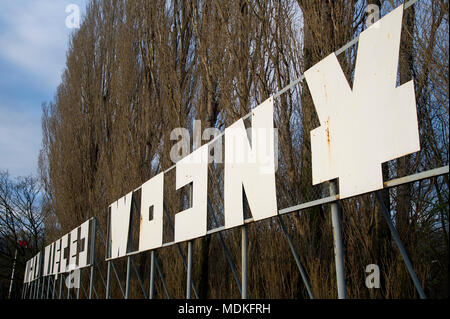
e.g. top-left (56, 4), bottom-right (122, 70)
top-left (0, 0), bottom-right (88, 178)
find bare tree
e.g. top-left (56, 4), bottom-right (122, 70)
top-left (0, 171), bottom-right (44, 298)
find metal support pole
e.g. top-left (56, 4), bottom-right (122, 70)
top-left (53, 277), bottom-right (56, 299)
top-left (149, 251), bottom-right (155, 299)
top-left (375, 191), bottom-right (427, 299)
top-left (110, 260), bottom-right (125, 297)
top-left (89, 218), bottom-right (96, 299)
top-left (38, 277), bottom-right (42, 299)
top-left (46, 276), bottom-right (51, 299)
top-left (8, 248), bottom-right (17, 299)
top-left (163, 204), bottom-right (199, 298)
top-left (329, 181), bottom-right (346, 299)
top-left (41, 277), bottom-right (45, 299)
top-left (131, 256), bottom-right (148, 298)
top-left (38, 278), bottom-right (42, 299)
top-left (29, 281), bottom-right (33, 299)
top-left (125, 256), bottom-right (131, 299)
top-left (52, 275), bottom-right (56, 299)
top-left (96, 221), bottom-right (125, 297)
top-left (106, 261), bottom-right (111, 299)
top-left (241, 225), bottom-right (248, 299)
top-left (77, 269), bottom-right (81, 299)
top-left (92, 282), bottom-right (99, 298)
top-left (47, 279), bottom-right (50, 299)
top-left (207, 198), bottom-right (242, 294)
top-left (33, 279), bottom-right (36, 299)
top-left (277, 215), bottom-right (315, 298)
top-left (49, 277), bottom-right (53, 299)
top-left (80, 276), bottom-right (88, 298)
top-left (88, 266), bottom-right (95, 298)
top-left (186, 241), bottom-right (193, 299)
top-left (154, 253), bottom-right (170, 299)
top-left (36, 277), bottom-right (41, 299)
top-left (41, 276), bottom-right (46, 298)
top-left (58, 274), bottom-right (63, 299)
top-left (94, 257), bottom-right (107, 289)
top-left (23, 283), bottom-right (27, 299)
top-left (21, 283), bottom-right (25, 299)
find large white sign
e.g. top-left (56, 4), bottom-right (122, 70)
top-left (24, 4), bottom-right (420, 270)
top-left (24, 219), bottom-right (91, 282)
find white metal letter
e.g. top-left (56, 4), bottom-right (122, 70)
top-left (224, 97), bottom-right (278, 229)
top-left (109, 192), bottom-right (132, 258)
top-left (174, 144), bottom-right (209, 242)
top-left (305, 5), bottom-right (420, 199)
top-left (139, 172), bottom-right (164, 251)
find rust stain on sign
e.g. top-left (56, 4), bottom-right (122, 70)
top-left (326, 117), bottom-right (331, 146)
top-left (326, 116), bottom-right (332, 168)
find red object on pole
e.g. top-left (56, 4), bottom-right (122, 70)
top-left (18, 240), bottom-right (28, 248)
